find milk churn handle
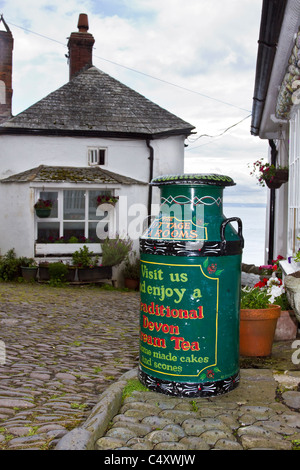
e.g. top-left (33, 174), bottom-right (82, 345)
top-left (220, 217), bottom-right (244, 254)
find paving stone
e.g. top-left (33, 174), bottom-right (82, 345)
top-left (214, 438), bottom-right (243, 450)
top-left (282, 391), bottom-right (300, 410)
top-left (141, 416), bottom-right (174, 429)
top-left (96, 437), bottom-right (125, 450)
top-left (182, 418), bottom-right (230, 436)
top-left (111, 422), bottom-right (152, 437)
top-left (154, 441), bottom-right (188, 450)
top-left (105, 427), bottom-right (138, 443)
top-left (240, 434), bottom-right (292, 450)
top-left (146, 430), bottom-right (179, 444)
top-left (200, 429), bottom-right (232, 446)
top-left (159, 409), bottom-right (200, 423)
top-left (179, 436), bottom-right (210, 450)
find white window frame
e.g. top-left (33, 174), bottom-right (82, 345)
top-left (87, 147), bottom-right (107, 166)
top-left (34, 187), bottom-right (116, 254)
top-left (288, 106), bottom-right (300, 256)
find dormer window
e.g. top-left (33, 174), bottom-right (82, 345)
top-left (88, 147), bottom-right (106, 166)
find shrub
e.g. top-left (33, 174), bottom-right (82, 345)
top-left (0, 249), bottom-right (22, 281)
top-left (48, 262), bottom-right (69, 287)
top-left (72, 245), bottom-right (99, 268)
top-left (101, 236), bottom-right (132, 267)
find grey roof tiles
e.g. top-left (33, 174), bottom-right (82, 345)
top-left (0, 66), bottom-right (194, 137)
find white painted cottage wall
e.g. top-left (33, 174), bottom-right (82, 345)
top-left (0, 184), bottom-right (34, 257)
top-left (0, 134), bottom-right (185, 181)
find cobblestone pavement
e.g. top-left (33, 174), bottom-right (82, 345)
top-left (0, 282), bottom-right (300, 451)
top-left (0, 282), bottom-right (140, 450)
top-left (94, 369), bottom-right (300, 451)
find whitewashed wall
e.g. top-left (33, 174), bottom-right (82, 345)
top-left (0, 134), bottom-right (185, 181)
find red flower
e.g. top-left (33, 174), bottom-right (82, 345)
top-left (207, 264), bottom-right (217, 274)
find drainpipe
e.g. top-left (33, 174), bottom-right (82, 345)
top-left (146, 139), bottom-right (154, 226)
top-left (268, 139), bottom-right (277, 263)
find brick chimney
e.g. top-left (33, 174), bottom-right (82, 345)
top-left (0, 15), bottom-right (13, 122)
top-left (67, 14), bottom-right (95, 80)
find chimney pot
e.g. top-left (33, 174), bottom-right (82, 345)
top-left (67, 14), bottom-right (95, 80)
top-left (77, 13), bottom-right (89, 32)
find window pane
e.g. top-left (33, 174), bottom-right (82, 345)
top-left (39, 191), bottom-right (58, 218)
top-left (64, 190), bottom-right (85, 220)
top-left (37, 222), bottom-right (59, 242)
top-left (63, 222), bottom-right (85, 241)
top-left (88, 190), bottom-right (111, 219)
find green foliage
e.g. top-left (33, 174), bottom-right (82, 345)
top-left (101, 235), bottom-right (132, 267)
top-left (48, 262), bottom-right (69, 286)
top-left (72, 245), bottom-right (99, 268)
top-left (0, 249), bottom-right (23, 281)
top-left (68, 236), bottom-right (79, 243)
top-left (240, 287), bottom-right (271, 309)
top-left (121, 378), bottom-right (149, 402)
top-left (19, 257), bottom-right (36, 267)
top-left (122, 254), bottom-right (140, 280)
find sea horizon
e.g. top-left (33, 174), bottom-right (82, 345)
top-left (223, 203), bottom-right (266, 267)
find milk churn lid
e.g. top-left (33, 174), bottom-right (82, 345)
top-left (151, 173), bottom-right (235, 187)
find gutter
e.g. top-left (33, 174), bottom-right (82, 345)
top-left (251, 0), bottom-right (287, 136)
top-left (268, 139), bottom-right (277, 263)
top-left (146, 139), bottom-right (154, 225)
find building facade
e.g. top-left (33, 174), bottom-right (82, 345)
top-left (251, 0), bottom-right (300, 272)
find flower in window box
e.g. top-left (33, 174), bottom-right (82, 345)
top-left (97, 195), bottom-right (119, 206)
top-left (34, 199), bottom-right (53, 218)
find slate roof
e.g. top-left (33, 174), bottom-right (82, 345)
top-left (0, 66), bottom-right (194, 138)
top-left (0, 165), bottom-right (146, 185)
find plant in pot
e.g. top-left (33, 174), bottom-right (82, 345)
top-left (72, 245), bottom-right (102, 282)
top-left (101, 235), bottom-right (132, 267)
top-left (34, 199), bottom-right (53, 218)
top-left (122, 253), bottom-right (140, 290)
top-left (249, 158), bottom-right (288, 189)
top-left (20, 257), bottom-right (38, 281)
top-left (255, 275), bottom-right (297, 341)
top-left (97, 195), bottom-right (119, 206)
top-left (240, 274), bottom-right (289, 356)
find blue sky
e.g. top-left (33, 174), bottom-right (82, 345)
top-left (0, 0), bottom-right (268, 204)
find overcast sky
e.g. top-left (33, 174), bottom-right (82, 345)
top-left (0, 0), bottom-right (268, 204)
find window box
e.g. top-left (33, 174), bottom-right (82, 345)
top-left (77, 266), bottom-right (112, 282)
top-left (35, 243), bottom-right (101, 256)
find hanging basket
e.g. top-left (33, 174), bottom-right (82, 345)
top-left (35, 208), bottom-right (51, 218)
top-left (265, 169), bottom-right (288, 189)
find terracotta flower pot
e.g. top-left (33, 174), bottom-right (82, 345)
top-left (124, 278), bottom-right (139, 290)
top-left (240, 304), bottom-right (281, 356)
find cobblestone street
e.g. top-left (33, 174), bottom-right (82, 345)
top-left (0, 282), bottom-right (140, 450)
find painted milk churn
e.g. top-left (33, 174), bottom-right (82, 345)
top-left (139, 174), bottom-right (244, 397)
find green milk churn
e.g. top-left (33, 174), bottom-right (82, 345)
top-left (139, 174), bottom-right (244, 397)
